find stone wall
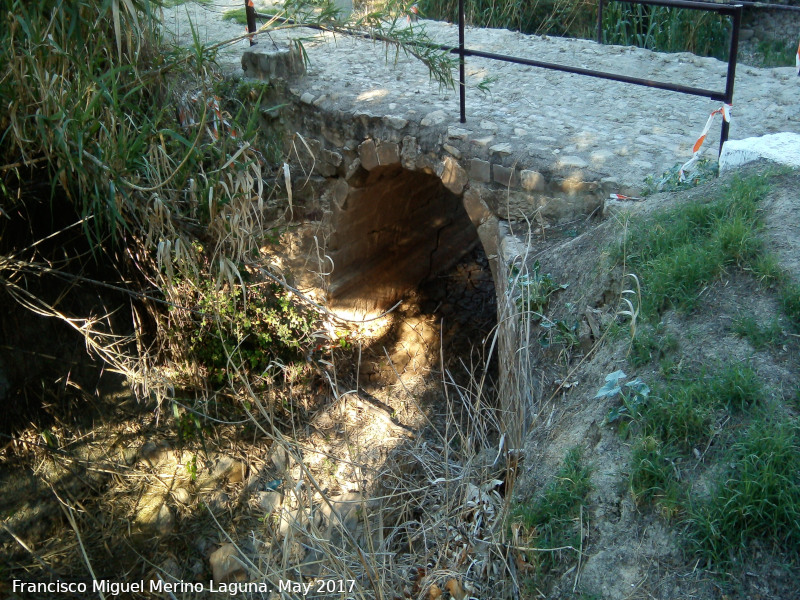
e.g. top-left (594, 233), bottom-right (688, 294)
top-left (260, 87), bottom-right (606, 317)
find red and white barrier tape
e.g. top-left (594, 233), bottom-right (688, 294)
top-left (608, 193), bottom-right (643, 201)
top-left (679, 104), bottom-right (731, 181)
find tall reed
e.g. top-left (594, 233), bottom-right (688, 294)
top-left (418, 0), bottom-right (731, 58)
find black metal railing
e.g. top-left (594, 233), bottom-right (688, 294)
top-left (245, 0), bottom-right (746, 155)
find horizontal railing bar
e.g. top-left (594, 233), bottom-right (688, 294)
top-left (609, 0), bottom-right (742, 13)
top-left (731, 0), bottom-right (800, 11)
top-left (456, 47), bottom-right (726, 100)
top-left (253, 12), bottom-right (726, 101)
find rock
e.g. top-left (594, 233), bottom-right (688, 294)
top-left (469, 159), bottom-right (491, 182)
top-left (241, 44), bottom-right (306, 82)
top-left (384, 115), bottom-right (408, 130)
top-left (357, 139), bottom-right (379, 171)
top-left (278, 507), bottom-right (319, 538)
top-left (134, 492), bottom-right (175, 536)
top-left (138, 441), bottom-right (172, 468)
top-left (558, 155), bottom-right (589, 169)
top-left (447, 126), bottom-right (471, 141)
top-left (212, 457), bottom-right (246, 484)
top-left (439, 157), bottom-right (468, 195)
top-left (255, 491), bottom-right (282, 514)
top-left (269, 444), bottom-right (293, 472)
top-left (520, 169), bottom-right (545, 192)
top-left (443, 143), bottom-right (461, 158)
top-left (470, 135), bottom-right (494, 148)
top-left (173, 488), bottom-right (191, 505)
top-left (209, 543), bottom-right (247, 583)
top-left (489, 143), bottom-right (513, 157)
top-left (462, 188), bottom-right (493, 227)
top-left (492, 164), bottom-right (517, 187)
top-left (720, 132), bottom-right (800, 173)
top-left (401, 136), bottom-right (419, 170)
top-left (420, 110), bottom-right (446, 127)
top-left (376, 141), bottom-right (400, 166)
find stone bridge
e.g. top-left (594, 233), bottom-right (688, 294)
top-left (165, 2), bottom-right (798, 314)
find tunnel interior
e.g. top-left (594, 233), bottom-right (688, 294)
top-left (325, 164), bottom-right (480, 314)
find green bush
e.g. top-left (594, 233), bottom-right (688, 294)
top-left (186, 283), bottom-right (317, 386)
top-left (417, 0), bottom-right (596, 36)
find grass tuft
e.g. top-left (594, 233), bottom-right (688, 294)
top-left (512, 446), bottom-right (591, 576)
top-left (629, 325), bottom-right (678, 368)
top-left (619, 175), bottom-right (770, 318)
top-left (781, 282), bottom-right (800, 330)
top-left (686, 415), bottom-right (800, 567)
top-left (629, 436), bottom-right (681, 512)
top-left (733, 316), bottom-right (784, 350)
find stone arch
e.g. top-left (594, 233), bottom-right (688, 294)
top-left (277, 126), bottom-right (503, 316)
top-left (326, 157), bottom-right (482, 314)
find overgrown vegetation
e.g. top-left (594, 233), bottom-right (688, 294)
top-left (417, 0), bottom-right (731, 58)
top-left (600, 2), bottom-right (730, 58)
top-left (180, 283), bottom-right (317, 387)
top-left (754, 38), bottom-right (797, 68)
top-left (602, 168), bottom-right (800, 584)
top-left (2, 2), bottom-right (495, 595)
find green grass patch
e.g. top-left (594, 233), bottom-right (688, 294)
top-left (640, 365), bottom-right (761, 450)
top-left (161, 0), bottom-right (213, 7)
top-left (750, 253), bottom-right (783, 285)
top-left (512, 447), bottom-right (591, 577)
top-left (686, 415), bottom-right (800, 568)
top-left (733, 316), bottom-right (785, 350)
top-left (619, 175), bottom-right (771, 318)
top-left (602, 364), bottom-right (764, 514)
top-left (642, 159), bottom-right (718, 195)
top-left (781, 282), bottom-right (800, 329)
top-left (629, 325), bottom-right (678, 367)
top-left (629, 436), bottom-right (682, 511)
top-left (223, 7), bottom-right (248, 23)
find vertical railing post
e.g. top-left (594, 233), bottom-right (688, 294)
top-left (245, 0), bottom-right (257, 46)
top-left (458, 0), bottom-right (466, 123)
top-left (719, 4), bottom-right (741, 155)
top-left (597, 0), bottom-right (604, 44)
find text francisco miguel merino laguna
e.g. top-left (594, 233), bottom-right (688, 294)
top-left (11, 578), bottom-right (327, 596)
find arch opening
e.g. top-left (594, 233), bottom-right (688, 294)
top-left (326, 164), bottom-right (480, 314)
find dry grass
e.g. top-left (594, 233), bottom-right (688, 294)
top-left (0, 2), bottom-right (525, 594)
